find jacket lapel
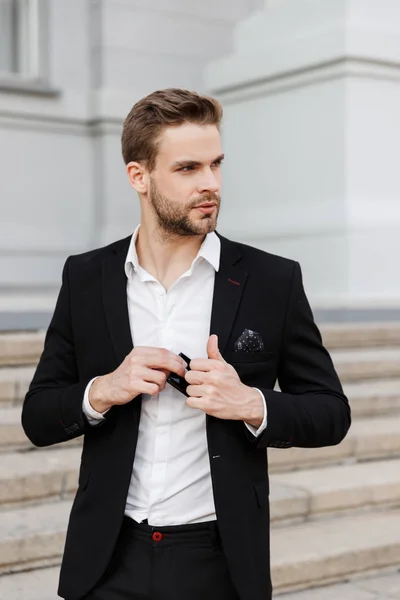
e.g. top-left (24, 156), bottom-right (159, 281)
top-left (102, 236), bottom-right (134, 365)
top-left (101, 232), bottom-right (247, 363)
top-left (210, 234), bottom-right (248, 355)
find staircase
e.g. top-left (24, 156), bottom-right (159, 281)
top-left (0, 325), bottom-right (400, 599)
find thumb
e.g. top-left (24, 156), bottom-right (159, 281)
top-left (207, 335), bottom-right (225, 361)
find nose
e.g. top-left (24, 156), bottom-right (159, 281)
top-left (198, 167), bottom-right (220, 194)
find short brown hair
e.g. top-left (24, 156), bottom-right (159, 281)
top-left (121, 88), bottom-right (223, 171)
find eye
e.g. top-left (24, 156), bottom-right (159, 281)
top-left (212, 160), bottom-right (223, 169)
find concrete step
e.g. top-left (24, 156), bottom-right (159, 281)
top-left (0, 407), bottom-right (34, 450)
top-left (1, 569), bottom-right (400, 600)
top-left (1, 405), bottom-right (398, 470)
top-left (0, 322), bottom-right (398, 366)
top-left (321, 322), bottom-right (400, 350)
top-left (1, 446), bottom-right (398, 520)
top-left (268, 414), bottom-right (400, 472)
top-left (1, 502), bottom-right (400, 594)
top-left (2, 366), bottom-right (399, 419)
top-left (1, 368), bottom-right (400, 419)
top-left (279, 570), bottom-right (400, 598)
top-left (0, 448), bottom-right (81, 507)
top-left (2, 331), bottom-right (400, 388)
top-left (0, 567), bottom-right (59, 600)
top-left (0, 407), bottom-right (82, 452)
top-left (344, 378), bottom-right (400, 417)
top-left (0, 501), bottom-right (70, 575)
top-left (0, 366), bottom-right (35, 406)
top-left (332, 347), bottom-right (400, 382)
top-left (270, 458), bottom-right (400, 523)
top-left (1, 327), bottom-right (400, 369)
top-left (0, 332), bottom-right (44, 367)
top-left (271, 510), bottom-right (400, 593)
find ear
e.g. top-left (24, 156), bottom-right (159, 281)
top-left (126, 161), bottom-right (148, 194)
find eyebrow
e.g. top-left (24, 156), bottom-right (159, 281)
top-left (172, 154), bottom-right (225, 169)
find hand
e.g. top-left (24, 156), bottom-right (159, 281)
top-left (185, 335), bottom-right (264, 425)
top-left (89, 347), bottom-right (187, 413)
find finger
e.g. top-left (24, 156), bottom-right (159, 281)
top-left (137, 381), bottom-right (160, 396)
top-left (135, 348), bottom-right (187, 376)
top-left (189, 358), bottom-right (223, 372)
top-left (156, 348), bottom-right (188, 374)
top-left (133, 346), bottom-right (186, 365)
top-left (158, 368), bottom-right (170, 390)
top-left (141, 367), bottom-right (168, 387)
top-left (185, 370), bottom-right (207, 385)
top-left (186, 396), bottom-right (206, 411)
top-left (131, 367), bottom-right (166, 392)
top-left (186, 384), bottom-right (210, 398)
top-left (158, 359), bottom-right (186, 378)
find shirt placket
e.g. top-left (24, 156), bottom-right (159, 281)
top-left (148, 284), bottom-right (175, 520)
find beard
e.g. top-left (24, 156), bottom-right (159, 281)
top-left (148, 176), bottom-right (220, 237)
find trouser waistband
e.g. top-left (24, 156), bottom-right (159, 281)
top-left (121, 516), bottom-right (220, 546)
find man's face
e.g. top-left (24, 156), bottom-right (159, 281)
top-left (147, 123), bottom-right (223, 237)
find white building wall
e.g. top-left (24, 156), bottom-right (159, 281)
top-left (217, 78), bottom-right (348, 301)
top-left (0, 0), bottom-right (94, 297)
top-left (207, 0), bottom-right (400, 307)
top-left (0, 0), bottom-right (263, 305)
top-left (1, 0), bottom-right (399, 317)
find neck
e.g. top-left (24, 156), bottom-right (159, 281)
top-left (135, 216), bottom-right (207, 290)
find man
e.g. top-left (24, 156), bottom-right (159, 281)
top-left (22, 88), bottom-right (351, 600)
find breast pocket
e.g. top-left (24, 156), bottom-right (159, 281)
top-left (224, 351), bottom-right (277, 387)
top-left (224, 351), bottom-right (276, 364)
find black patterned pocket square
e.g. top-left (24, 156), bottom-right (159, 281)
top-left (233, 329), bottom-right (265, 352)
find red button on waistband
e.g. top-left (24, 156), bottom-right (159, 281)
top-left (152, 531), bottom-right (163, 542)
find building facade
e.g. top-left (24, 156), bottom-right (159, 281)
top-left (1, 0), bottom-right (399, 327)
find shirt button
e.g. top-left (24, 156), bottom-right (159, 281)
top-left (152, 531), bottom-right (163, 542)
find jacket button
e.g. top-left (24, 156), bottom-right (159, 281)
top-left (152, 531), bottom-right (163, 542)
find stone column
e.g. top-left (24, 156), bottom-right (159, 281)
top-left (206, 0), bottom-right (400, 308)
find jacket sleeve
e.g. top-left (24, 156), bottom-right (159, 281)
top-left (252, 262), bottom-right (351, 450)
top-left (21, 257), bottom-right (94, 447)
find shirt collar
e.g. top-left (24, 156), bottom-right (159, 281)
top-left (125, 225), bottom-right (221, 279)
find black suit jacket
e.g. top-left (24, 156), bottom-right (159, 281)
top-left (22, 232), bottom-right (351, 600)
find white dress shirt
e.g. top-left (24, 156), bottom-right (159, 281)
top-left (83, 226), bottom-right (267, 525)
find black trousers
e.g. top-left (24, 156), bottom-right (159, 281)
top-left (83, 517), bottom-right (241, 600)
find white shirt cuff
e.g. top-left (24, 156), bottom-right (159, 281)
top-left (244, 388), bottom-right (267, 437)
top-left (82, 377), bottom-right (110, 424)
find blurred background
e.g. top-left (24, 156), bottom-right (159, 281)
top-left (1, 1), bottom-right (400, 599)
